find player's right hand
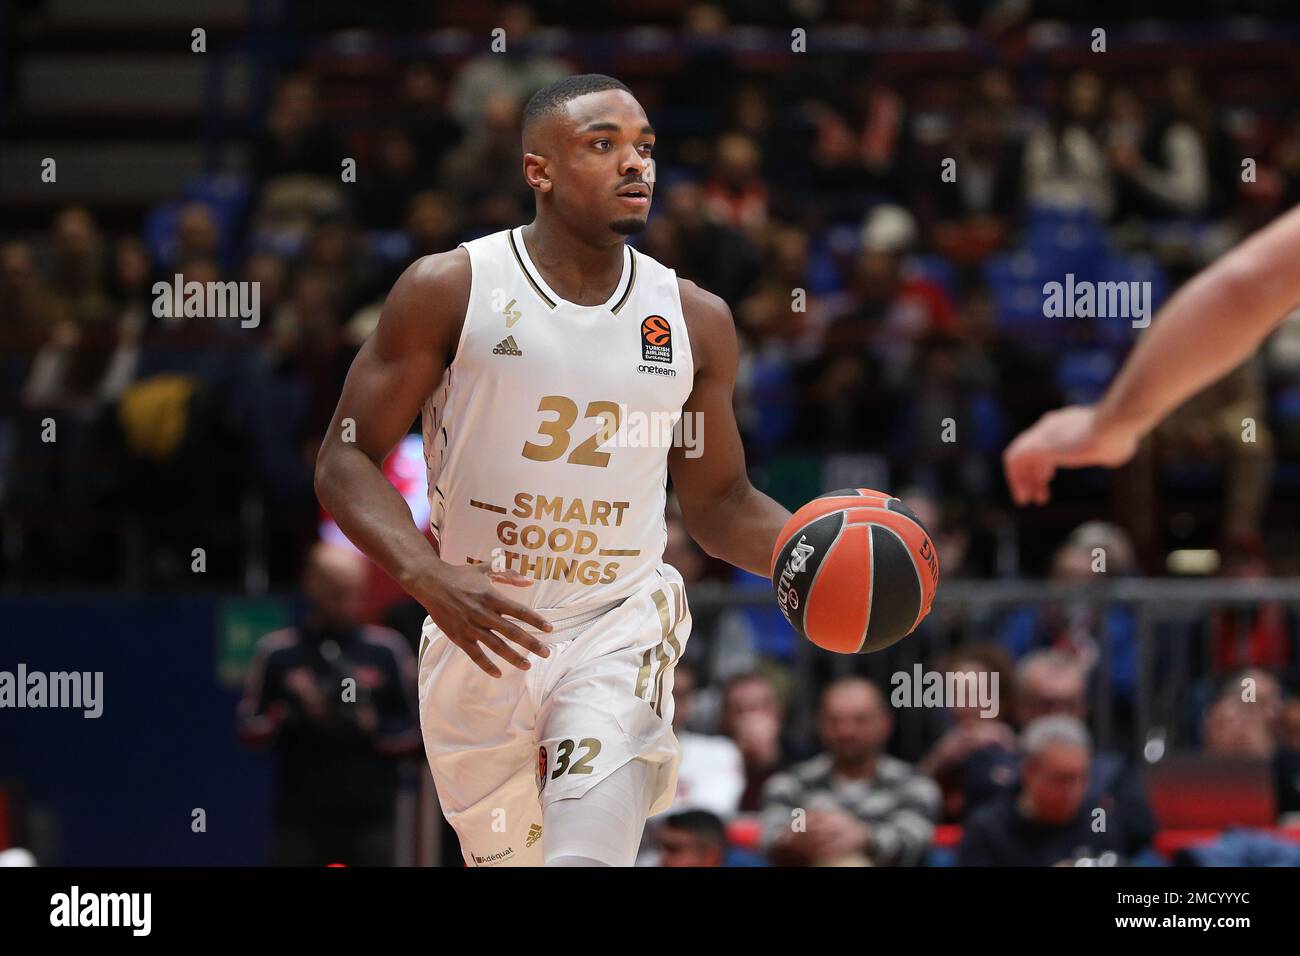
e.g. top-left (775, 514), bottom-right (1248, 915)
top-left (1003, 404), bottom-right (1140, 506)
top-left (418, 563), bottom-right (554, 678)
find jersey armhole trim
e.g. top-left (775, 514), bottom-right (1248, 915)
top-left (446, 242), bottom-right (477, 376)
top-left (669, 270), bottom-right (696, 384)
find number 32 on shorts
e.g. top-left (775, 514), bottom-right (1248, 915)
top-left (550, 737), bottom-right (601, 780)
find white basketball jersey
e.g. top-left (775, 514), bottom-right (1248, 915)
top-left (422, 226), bottom-right (694, 611)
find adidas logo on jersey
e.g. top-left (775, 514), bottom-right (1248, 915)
top-left (526, 823), bottom-right (543, 848)
top-left (492, 336), bottom-right (522, 356)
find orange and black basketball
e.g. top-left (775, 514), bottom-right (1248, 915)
top-left (770, 488), bottom-right (940, 654)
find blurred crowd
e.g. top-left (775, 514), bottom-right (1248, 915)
top-left (6, 3), bottom-right (1300, 864)
top-left (9, 6), bottom-right (1300, 587)
top-left (238, 540), bottom-right (1300, 866)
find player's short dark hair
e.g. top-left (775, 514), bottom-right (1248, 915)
top-left (522, 73), bottom-right (632, 131)
top-left (660, 809), bottom-right (727, 846)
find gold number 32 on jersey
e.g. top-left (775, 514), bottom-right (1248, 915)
top-left (522, 395), bottom-right (621, 467)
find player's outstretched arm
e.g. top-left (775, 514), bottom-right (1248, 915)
top-left (314, 251), bottom-right (553, 678)
top-left (1004, 202), bottom-right (1300, 506)
top-left (669, 279), bottom-right (791, 577)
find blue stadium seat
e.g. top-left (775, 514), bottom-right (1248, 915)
top-left (184, 173), bottom-right (251, 269)
top-left (143, 200), bottom-right (185, 271)
top-left (1055, 348), bottom-right (1120, 404)
top-left (144, 176), bottom-right (250, 274)
top-left (984, 251), bottom-right (1055, 332)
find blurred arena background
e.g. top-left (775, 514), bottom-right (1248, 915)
top-left (4, 0), bottom-right (1300, 867)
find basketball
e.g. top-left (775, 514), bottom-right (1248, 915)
top-left (770, 488), bottom-right (940, 654)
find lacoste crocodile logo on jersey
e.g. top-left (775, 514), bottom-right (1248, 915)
top-left (641, 315), bottom-right (672, 363)
top-left (502, 298), bottom-right (522, 328)
top-left (492, 335), bottom-right (522, 356)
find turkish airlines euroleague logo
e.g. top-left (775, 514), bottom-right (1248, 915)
top-left (641, 315), bottom-right (672, 363)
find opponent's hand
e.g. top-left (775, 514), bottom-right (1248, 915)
top-left (1003, 405), bottom-right (1140, 506)
top-left (416, 563), bottom-right (554, 678)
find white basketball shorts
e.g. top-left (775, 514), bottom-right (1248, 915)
top-left (417, 563), bottom-right (692, 867)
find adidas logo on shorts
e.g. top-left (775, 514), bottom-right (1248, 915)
top-left (492, 335), bottom-right (522, 356)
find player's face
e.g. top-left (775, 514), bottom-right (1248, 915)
top-left (556, 90), bottom-right (656, 236)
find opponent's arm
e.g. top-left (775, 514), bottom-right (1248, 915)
top-left (1005, 203), bottom-right (1300, 506)
top-left (668, 279), bottom-right (791, 577)
top-left (314, 250), bottom-right (552, 678)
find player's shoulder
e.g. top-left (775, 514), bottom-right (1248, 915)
top-left (402, 245), bottom-right (471, 297)
top-left (676, 275), bottom-right (734, 327)
top-left (384, 247), bottom-right (471, 319)
top-left (376, 246), bottom-right (471, 357)
top-left (675, 276), bottom-right (736, 371)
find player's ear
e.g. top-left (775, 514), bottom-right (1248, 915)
top-left (523, 153), bottom-right (552, 193)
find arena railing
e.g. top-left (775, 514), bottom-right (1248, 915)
top-left (686, 578), bottom-right (1300, 756)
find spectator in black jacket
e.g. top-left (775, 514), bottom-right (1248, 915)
top-left (958, 715), bottom-right (1128, 866)
top-left (959, 650), bottom-right (1157, 856)
top-left (239, 542), bottom-right (420, 866)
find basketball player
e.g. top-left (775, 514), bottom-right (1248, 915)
top-left (1004, 202), bottom-right (1300, 504)
top-left (314, 75), bottom-right (792, 866)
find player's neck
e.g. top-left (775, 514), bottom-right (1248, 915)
top-left (520, 219), bottom-right (627, 307)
